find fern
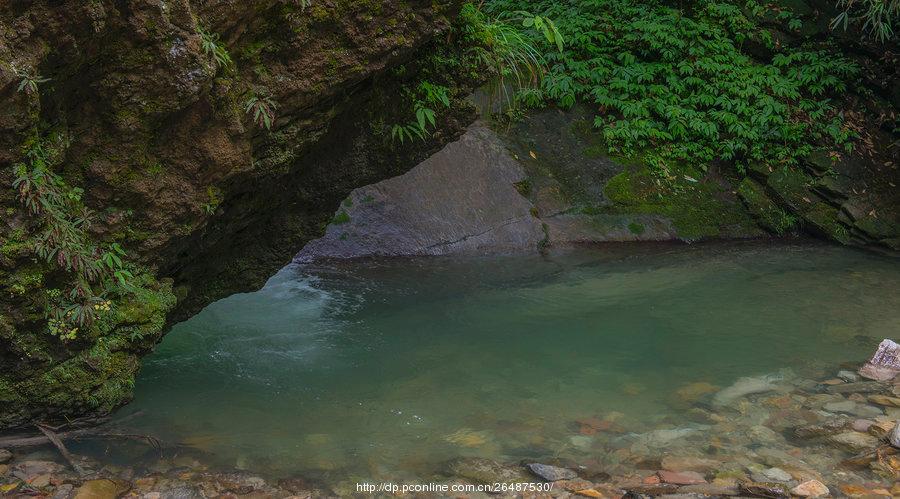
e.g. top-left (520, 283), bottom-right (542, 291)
top-left (199, 27), bottom-right (232, 68)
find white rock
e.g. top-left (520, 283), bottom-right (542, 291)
top-left (858, 339), bottom-right (900, 381)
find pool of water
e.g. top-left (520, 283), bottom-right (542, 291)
top-left (118, 241), bottom-right (899, 483)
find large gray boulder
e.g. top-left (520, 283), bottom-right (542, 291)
top-left (295, 124), bottom-right (544, 261)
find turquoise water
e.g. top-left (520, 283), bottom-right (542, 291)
top-left (121, 241), bottom-right (900, 482)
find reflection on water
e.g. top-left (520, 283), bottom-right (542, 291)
top-left (120, 241), bottom-right (900, 481)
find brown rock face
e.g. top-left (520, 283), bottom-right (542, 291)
top-left (0, 0), bottom-right (470, 426)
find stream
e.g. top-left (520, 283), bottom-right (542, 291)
top-left (110, 240), bottom-right (900, 486)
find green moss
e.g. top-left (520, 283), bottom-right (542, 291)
top-left (331, 210), bottom-right (351, 225)
top-left (0, 272), bottom-right (176, 427)
top-left (805, 202), bottom-right (851, 244)
top-left (627, 222), bottom-right (645, 235)
top-left (513, 178), bottom-right (532, 196)
top-left (736, 178), bottom-right (796, 235)
top-left (604, 168), bottom-right (756, 240)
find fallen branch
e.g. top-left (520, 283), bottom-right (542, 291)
top-left (36, 423), bottom-right (86, 476)
top-left (0, 430), bottom-right (162, 450)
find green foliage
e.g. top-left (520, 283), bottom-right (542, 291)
top-left (13, 66), bottom-right (50, 95)
top-left (459, 3), bottom-right (564, 109)
top-left (245, 94), bottom-right (278, 130)
top-left (483, 0), bottom-right (859, 175)
top-left (198, 27), bottom-right (232, 68)
top-left (833, 0), bottom-right (899, 41)
top-left (202, 186), bottom-right (223, 214)
top-left (11, 136), bottom-right (135, 339)
top-left (390, 82), bottom-right (451, 143)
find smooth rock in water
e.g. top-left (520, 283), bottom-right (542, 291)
top-left (526, 463), bottom-right (578, 481)
top-left (625, 483), bottom-right (680, 496)
top-left (660, 456), bottom-right (722, 473)
top-left (630, 427), bottom-right (705, 447)
top-left (851, 419), bottom-right (875, 432)
top-left (794, 417), bottom-right (850, 438)
top-left (30, 473), bottom-right (51, 488)
top-left (825, 381), bottom-right (884, 394)
top-left (446, 458), bottom-right (530, 484)
top-left (822, 400), bottom-right (883, 418)
top-left (837, 370), bottom-right (860, 383)
top-left (50, 484), bottom-right (74, 499)
top-left (713, 375), bottom-right (781, 406)
top-left (890, 421), bottom-right (900, 448)
top-left (678, 483), bottom-right (740, 496)
top-left (74, 479), bottom-right (128, 499)
top-left (827, 431), bottom-right (880, 453)
top-left (761, 467), bottom-right (792, 482)
top-left (672, 382), bottom-right (719, 406)
top-left (791, 480), bottom-right (829, 498)
top-left (0, 449), bottom-right (10, 464)
top-left (859, 339), bottom-right (900, 381)
top-left (868, 419), bottom-right (896, 438)
top-left (657, 470), bottom-right (706, 485)
top-left (868, 395), bottom-right (900, 407)
top-left (739, 482), bottom-right (791, 498)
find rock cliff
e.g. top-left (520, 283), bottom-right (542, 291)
top-left (0, 0), bottom-right (468, 427)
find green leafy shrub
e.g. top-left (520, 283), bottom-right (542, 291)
top-left (459, 3), bottom-right (563, 108)
top-left (833, 0), bottom-right (899, 41)
top-left (482, 0), bottom-right (859, 174)
top-left (390, 82), bottom-right (452, 143)
top-left (11, 136), bottom-right (135, 339)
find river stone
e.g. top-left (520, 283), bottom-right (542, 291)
top-left (827, 431), bottom-right (880, 453)
top-left (794, 417), bottom-right (850, 438)
top-left (678, 482), bottom-right (740, 496)
top-left (859, 339), bottom-right (900, 381)
top-left (50, 484), bottom-right (74, 499)
top-left (791, 479), bottom-right (830, 497)
top-left (526, 463), bottom-right (578, 481)
top-left (295, 124), bottom-right (545, 261)
top-left (660, 456), bottom-right (722, 473)
top-left (868, 395), bottom-right (900, 407)
top-left (0, 449), bottom-right (10, 464)
top-left (73, 479), bottom-right (128, 499)
top-left (825, 381), bottom-right (884, 394)
top-left (851, 419), bottom-right (876, 432)
top-left (446, 458), bottom-right (529, 484)
top-left (890, 421), bottom-right (900, 447)
top-left (822, 400), bottom-right (883, 417)
top-left (712, 374), bottom-right (781, 406)
top-left (837, 370), bottom-right (861, 383)
top-left (657, 470), bottom-right (706, 485)
top-left (739, 481), bottom-right (791, 498)
top-left (761, 467), bottom-right (793, 482)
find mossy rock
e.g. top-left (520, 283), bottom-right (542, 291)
top-left (736, 178), bottom-right (796, 235)
top-left (604, 168), bottom-right (759, 241)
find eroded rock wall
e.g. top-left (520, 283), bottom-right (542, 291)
top-left (0, 0), bottom-right (469, 427)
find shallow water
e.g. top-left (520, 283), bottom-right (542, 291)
top-left (118, 241), bottom-right (899, 483)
